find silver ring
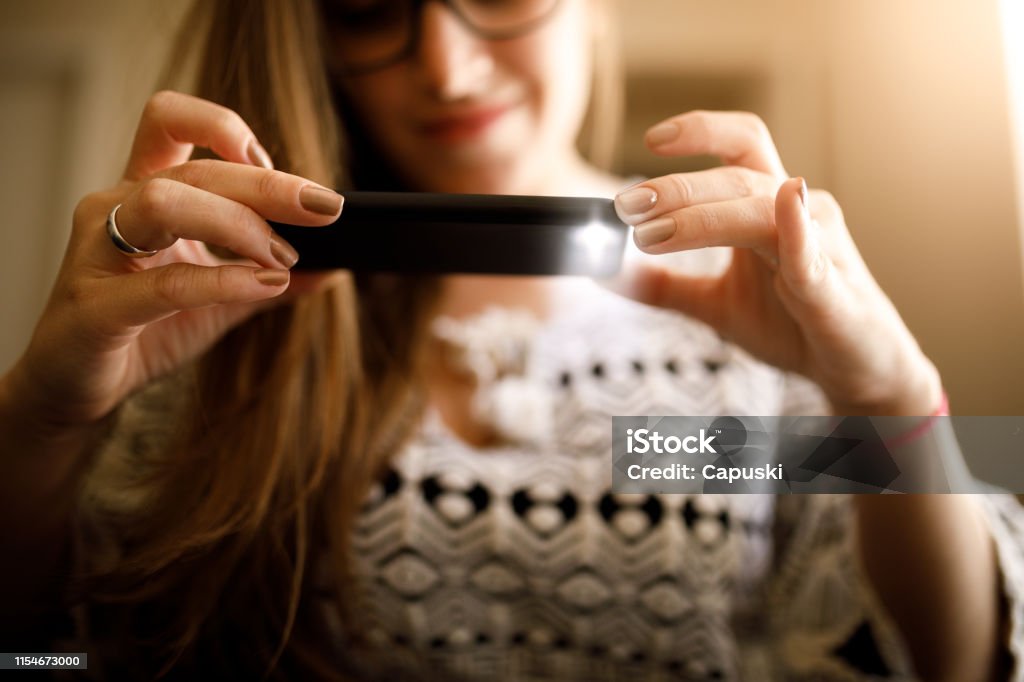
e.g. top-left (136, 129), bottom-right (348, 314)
top-left (106, 203), bottom-right (159, 258)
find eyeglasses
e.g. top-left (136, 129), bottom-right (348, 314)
top-left (321, 0), bottom-right (563, 74)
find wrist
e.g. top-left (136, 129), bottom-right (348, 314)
top-left (0, 362), bottom-right (107, 536)
top-left (883, 353), bottom-right (944, 416)
top-left (1, 360), bottom-right (107, 449)
top-left (829, 353), bottom-right (944, 416)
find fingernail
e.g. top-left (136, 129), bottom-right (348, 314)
top-left (796, 177), bottom-right (811, 222)
top-left (269, 232), bottom-right (299, 268)
top-left (300, 185), bottom-right (342, 216)
top-left (247, 139), bottom-right (274, 170)
top-left (255, 268), bottom-right (289, 286)
top-left (634, 217), bottom-right (675, 247)
top-left (646, 122), bottom-right (679, 147)
top-left (615, 186), bottom-right (658, 219)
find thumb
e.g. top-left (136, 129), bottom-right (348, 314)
top-left (774, 177), bottom-right (843, 312)
top-left (213, 270), bottom-right (348, 331)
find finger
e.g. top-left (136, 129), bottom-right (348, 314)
top-left (222, 270), bottom-right (348, 324)
top-left (154, 159), bottom-right (343, 224)
top-left (774, 177), bottom-right (845, 311)
top-left (191, 270), bottom-right (349, 339)
top-left (110, 179), bottom-right (300, 270)
top-left (643, 110), bottom-right (787, 179)
top-left (614, 166), bottom-right (780, 225)
top-left (123, 91), bottom-right (274, 182)
top-left (632, 195), bottom-right (779, 264)
top-left (97, 263), bottom-right (291, 329)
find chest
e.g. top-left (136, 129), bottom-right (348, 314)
top-left (323, 292), bottom-right (793, 677)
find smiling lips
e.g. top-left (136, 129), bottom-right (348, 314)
top-left (419, 103), bottom-right (513, 142)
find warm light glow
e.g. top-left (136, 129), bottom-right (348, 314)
top-left (1000, 0), bottom-right (1024, 285)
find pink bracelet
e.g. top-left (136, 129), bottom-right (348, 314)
top-left (882, 390), bottom-right (950, 449)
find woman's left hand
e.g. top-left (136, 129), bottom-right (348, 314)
top-left (611, 110), bottom-right (942, 416)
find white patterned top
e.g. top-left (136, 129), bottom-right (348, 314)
top-left (69, 275), bottom-right (1024, 681)
top-left (309, 278), bottom-right (1024, 681)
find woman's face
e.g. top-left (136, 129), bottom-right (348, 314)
top-left (322, 0), bottom-right (595, 194)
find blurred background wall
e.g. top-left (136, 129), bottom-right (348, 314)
top-left (2, 0), bottom-right (1023, 421)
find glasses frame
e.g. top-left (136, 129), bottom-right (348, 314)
top-left (327, 0), bottom-right (564, 75)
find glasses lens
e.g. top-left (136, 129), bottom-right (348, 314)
top-left (453, 0), bottom-right (560, 35)
top-left (321, 0), bottom-right (415, 71)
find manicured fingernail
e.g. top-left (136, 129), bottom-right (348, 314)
top-left (255, 268), bottom-right (289, 286)
top-left (796, 177), bottom-right (811, 223)
top-left (634, 217), bottom-right (675, 247)
top-left (615, 186), bottom-right (658, 219)
top-left (247, 139), bottom-right (274, 170)
top-left (300, 185), bottom-right (342, 215)
top-left (269, 232), bottom-right (299, 269)
top-left (646, 122), bottom-right (679, 147)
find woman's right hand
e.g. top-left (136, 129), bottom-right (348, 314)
top-left (8, 90), bottom-right (344, 434)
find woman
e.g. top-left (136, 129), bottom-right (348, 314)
top-left (0, 0), bottom-right (1021, 679)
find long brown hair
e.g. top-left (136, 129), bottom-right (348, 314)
top-left (75, 0), bottom-right (621, 678)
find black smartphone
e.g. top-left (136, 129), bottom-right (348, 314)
top-left (267, 191), bottom-right (630, 276)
